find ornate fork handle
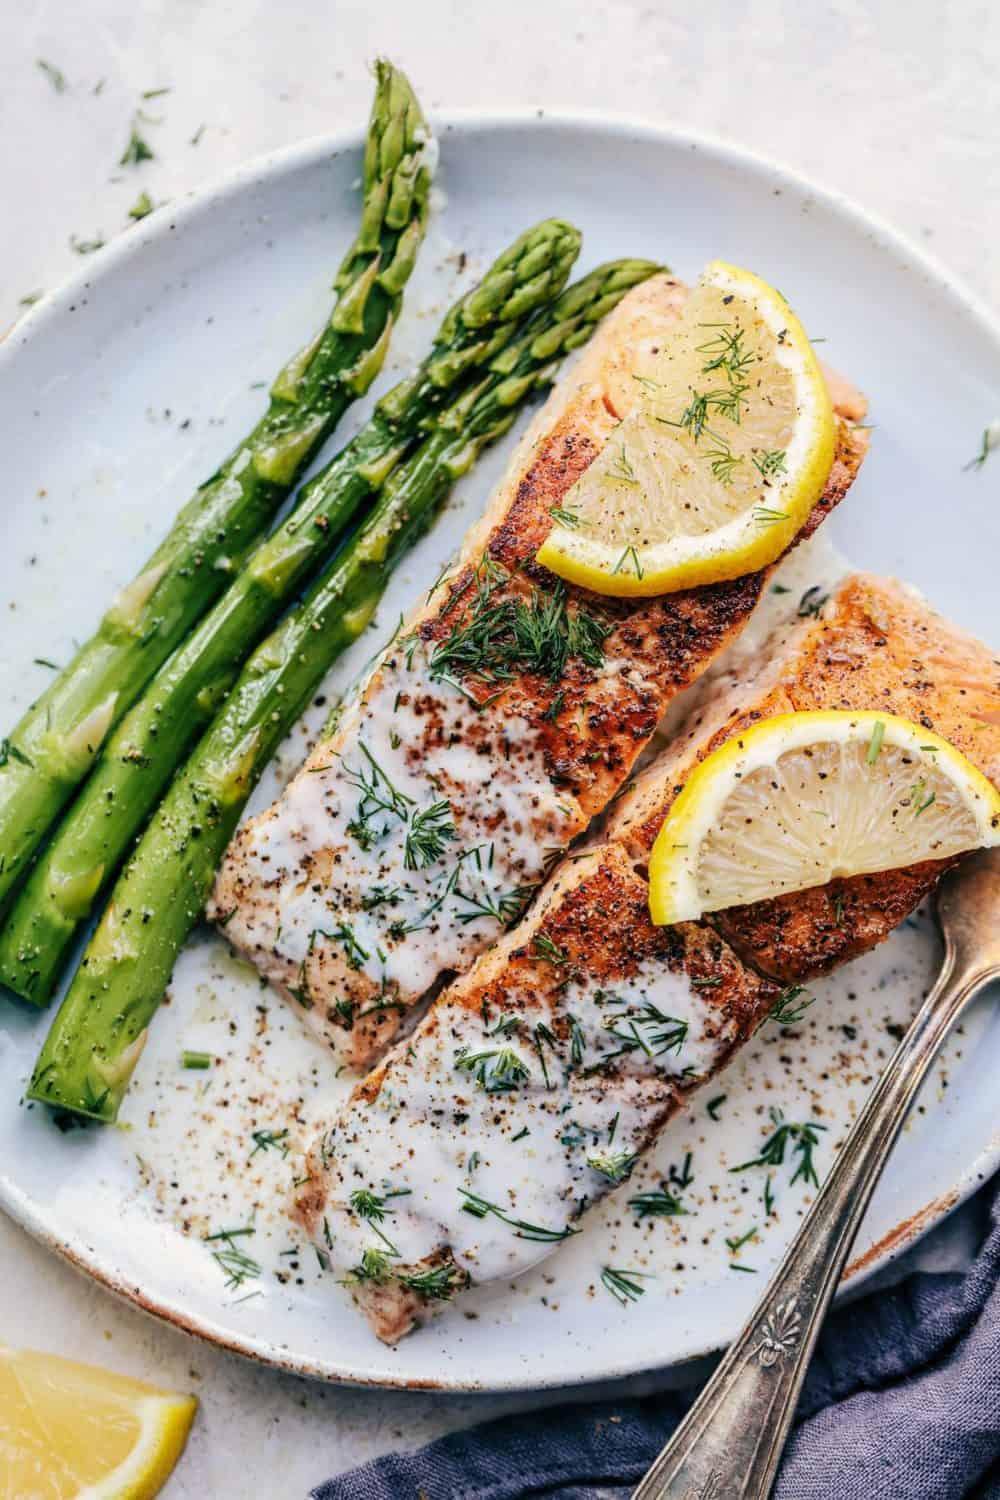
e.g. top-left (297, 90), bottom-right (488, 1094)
top-left (633, 853), bottom-right (1000, 1500)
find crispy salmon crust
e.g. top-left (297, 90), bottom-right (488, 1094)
top-left (212, 274), bottom-right (869, 1072)
top-left (295, 574), bottom-right (1000, 1342)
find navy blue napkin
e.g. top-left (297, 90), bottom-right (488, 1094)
top-left (313, 1180), bottom-right (1000, 1500)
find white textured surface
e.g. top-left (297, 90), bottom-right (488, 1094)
top-left (0, 2), bottom-right (998, 1494)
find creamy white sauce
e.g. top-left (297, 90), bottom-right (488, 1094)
top-left (316, 957), bottom-right (735, 1286)
top-left (230, 643), bottom-right (579, 1031)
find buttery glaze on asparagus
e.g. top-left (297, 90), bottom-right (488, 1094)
top-left (28, 257), bottom-right (662, 1123)
top-left (0, 60), bottom-right (432, 910)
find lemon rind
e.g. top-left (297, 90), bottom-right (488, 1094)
top-left (648, 711), bottom-right (1000, 925)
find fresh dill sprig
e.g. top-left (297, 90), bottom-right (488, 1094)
top-left (485, 1011), bottom-right (522, 1038)
top-left (601, 1003), bottom-right (688, 1060)
top-left (908, 778), bottom-right (936, 816)
top-left (532, 932), bottom-right (569, 967)
top-left (765, 986), bottom-right (815, 1028)
top-left (330, 921), bottom-right (370, 972)
top-left (612, 544), bottom-right (644, 580)
top-left (608, 445), bottom-right (639, 485)
top-left (403, 799), bottom-right (457, 870)
top-left (429, 562), bottom-right (610, 689)
top-left (752, 448), bottom-right (787, 479)
top-left (204, 1224), bottom-right (260, 1292)
top-left (349, 1189), bottom-right (389, 1221)
top-left (460, 1190), bottom-right (577, 1243)
top-left (250, 1128), bottom-right (289, 1157)
top-left (454, 882), bottom-right (532, 926)
top-left (669, 1152), bottom-right (694, 1190)
top-left (601, 1266), bottom-right (649, 1305)
top-left (399, 1263), bottom-right (464, 1300)
top-left (343, 1247), bottom-right (394, 1284)
top-left (549, 504), bottom-right (583, 529)
top-left (731, 1107), bottom-right (827, 1189)
top-left (725, 1225), bottom-right (758, 1254)
top-left (752, 506), bottom-right (789, 528)
top-left (866, 720), bottom-right (885, 764)
top-left (586, 1148), bottom-right (637, 1183)
top-left (120, 122), bottom-right (155, 166)
top-left (342, 742), bottom-right (414, 849)
top-left (628, 1185), bottom-right (688, 1218)
top-left (454, 1047), bottom-right (531, 1093)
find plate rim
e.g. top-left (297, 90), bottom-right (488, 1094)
top-left (3, 107), bottom-right (999, 1392)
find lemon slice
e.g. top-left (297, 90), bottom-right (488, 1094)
top-left (649, 711), bottom-right (1000, 924)
top-left (537, 260), bottom-right (835, 596)
top-left (0, 1344), bottom-right (197, 1499)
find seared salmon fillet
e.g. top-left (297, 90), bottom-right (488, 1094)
top-left (211, 274), bottom-right (868, 1071)
top-left (292, 574), bottom-right (1000, 1342)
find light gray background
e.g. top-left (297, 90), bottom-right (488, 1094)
top-left (0, 2), bottom-right (996, 1493)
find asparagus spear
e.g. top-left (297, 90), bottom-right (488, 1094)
top-left (0, 218), bottom-right (583, 1006)
top-left (27, 258), bottom-right (663, 1123)
top-left (0, 60), bottom-right (433, 910)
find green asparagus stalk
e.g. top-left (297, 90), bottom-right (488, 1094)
top-left (0, 218), bottom-right (583, 1006)
top-left (27, 258), bottom-right (663, 1123)
top-left (0, 61), bottom-right (433, 911)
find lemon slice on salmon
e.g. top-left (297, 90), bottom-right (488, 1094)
top-left (648, 711), bottom-right (1000, 924)
top-left (537, 261), bottom-right (835, 596)
top-left (0, 1344), bottom-right (197, 1499)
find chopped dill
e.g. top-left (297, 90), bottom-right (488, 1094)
top-left (120, 123), bottom-right (155, 166)
top-left (731, 1107), bottom-right (827, 1189)
top-left (460, 1190), bottom-right (577, 1243)
top-left (628, 1185), bottom-right (687, 1218)
top-left (204, 1224), bottom-right (260, 1292)
top-left (725, 1225), bottom-right (758, 1254)
top-left (37, 59), bottom-right (67, 92)
top-left (250, 1128), bottom-right (289, 1157)
top-left (342, 742), bottom-right (414, 848)
top-left (765, 986), bottom-right (815, 1028)
top-left (608, 445), bottom-right (638, 485)
top-left (400, 1263), bottom-right (464, 1300)
top-left (549, 504), bottom-right (583, 529)
top-left (586, 1148), bottom-right (637, 1183)
top-left (403, 799), bottom-right (457, 870)
top-left (601, 1266), bottom-right (649, 1305)
top-left (752, 448), bottom-right (787, 479)
top-left (866, 720), bottom-right (885, 765)
top-left (428, 562), bottom-right (610, 689)
top-left (533, 932), bottom-right (569, 967)
top-left (797, 584), bottom-right (828, 618)
top-left (454, 1046), bottom-right (531, 1093)
top-left (706, 1094), bottom-right (727, 1121)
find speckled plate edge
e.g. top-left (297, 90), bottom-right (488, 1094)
top-left (3, 109), bottom-right (1000, 1391)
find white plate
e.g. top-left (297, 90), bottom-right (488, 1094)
top-left (2, 114), bottom-right (1000, 1393)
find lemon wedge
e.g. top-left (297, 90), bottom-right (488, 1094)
top-left (537, 260), bottom-right (835, 596)
top-left (649, 711), bottom-right (1000, 924)
top-left (0, 1344), bottom-right (197, 1499)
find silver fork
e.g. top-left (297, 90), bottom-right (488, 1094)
top-left (633, 847), bottom-right (1000, 1500)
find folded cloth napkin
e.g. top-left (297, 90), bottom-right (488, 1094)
top-left (313, 1177), bottom-right (1000, 1500)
